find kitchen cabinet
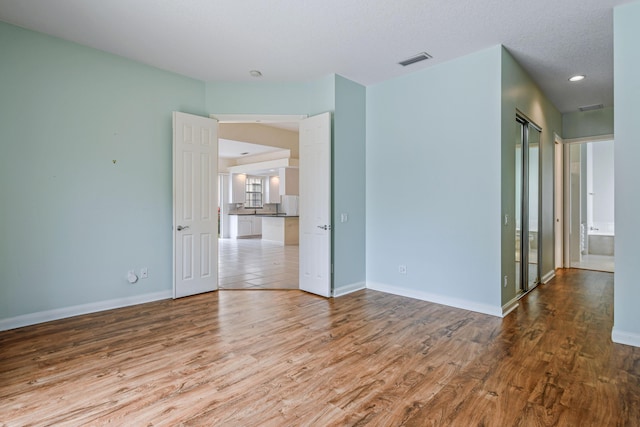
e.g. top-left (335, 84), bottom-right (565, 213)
top-left (251, 216), bottom-right (262, 235)
top-left (262, 216), bottom-right (299, 245)
top-left (230, 173), bottom-right (246, 204)
top-left (265, 176), bottom-right (281, 204)
top-left (279, 167), bottom-right (299, 196)
top-left (229, 215), bottom-right (262, 238)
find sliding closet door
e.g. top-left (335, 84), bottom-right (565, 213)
top-left (516, 116), bottom-right (541, 294)
top-left (527, 126), bottom-right (541, 288)
top-left (515, 121), bottom-right (523, 292)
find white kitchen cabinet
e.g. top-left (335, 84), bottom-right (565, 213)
top-left (229, 215), bottom-right (262, 238)
top-left (252, 216), bottom-right (262, 235)
top-left (230, 173), bottom-right (246, 204)
top-left (279, 167), bottom-right (299, 196)
top-left (262, 216), bottom-right (299, 245)
top-left (265, 176), bottom-right (281, 204)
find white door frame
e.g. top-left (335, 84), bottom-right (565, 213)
top-left (561, 133), bottom-right (614, 269)
top-left (211, 113), bottom-right (333, 297)
top-left (554, 133), bottom-right (564, 269)
top-left (211, 114), bottom-right (307, 125)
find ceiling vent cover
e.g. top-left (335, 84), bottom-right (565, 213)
top-left (398, 52), bottom-right (433, 67)
top-left (579, 104), bottom-right (604, 112)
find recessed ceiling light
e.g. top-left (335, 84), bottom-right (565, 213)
top-left (249, 70), bottom-right (262, 77)
top-left (569, 75), bottom-right (586, 82)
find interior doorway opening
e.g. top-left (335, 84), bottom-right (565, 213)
top-left (213, 116), bottom-right (303, 291)
top-left (566, 137), bottom-right (615, 273)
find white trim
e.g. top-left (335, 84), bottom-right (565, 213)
top-left (0, 290), bottom-right (172, 332)
top-left (562, 134), bottom-right (614, 145)
top-left (210, 114), bottom-right (307, 124)
top-left (502, 297), bottom-right (520, 317)
top-left (366, 282), bottom-right (502, 317)
top-left (333, 281), bottom-right (366, 297)
top-left (612, 328), bottom-right (640, 348)
top-left (541, 270), bottom-right (556, 284)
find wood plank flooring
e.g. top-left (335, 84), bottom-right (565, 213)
top-left (1, 269), bottom-right (639, 426)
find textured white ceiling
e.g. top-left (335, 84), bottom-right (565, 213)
top-left (0, 0), bottom-right (633, 113)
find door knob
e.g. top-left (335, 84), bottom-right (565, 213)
top-left (317, 225), bottom-right (331, 231)
top-left (177, 225), bottom-right (190, 231)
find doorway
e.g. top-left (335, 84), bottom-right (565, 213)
top-left (215, 120), bottom-right (301, 290)
top-left (566, 138), bottom-right (615, 272)
top-left (211, 113), bottom-right (334, 297)
top-left (515, 116), bottom-right (542, 294)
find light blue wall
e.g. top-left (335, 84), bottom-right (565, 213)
top-left (333, 76), bottom-right (366, 292)
top-left (366, 46), bottom-right (503, 313)
top-left (613, 1), bottom-right (640, 345)
top-left (206, 75), bottom-right (367, 294)
top-left (500, 47), bottom-right (562, 306)
top-left (0, 22), bottom-right (206, 321)
top-left (563, 107), bottom-right (614, 139)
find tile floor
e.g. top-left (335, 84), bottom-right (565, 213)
top-left (218, 237), bottom-right (299, 290)
top-left (570, 253), bottom-right (615, 273)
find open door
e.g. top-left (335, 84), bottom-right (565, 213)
top-left (299, 112), bottom-right (332, 297)
top-left (173, 112), bottom-right (219, 298)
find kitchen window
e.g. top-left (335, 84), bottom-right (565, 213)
top-left (245, 177), bottom-right (263, 208)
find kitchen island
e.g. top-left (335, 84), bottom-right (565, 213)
top-left (258, 215), bottom-right (299, 245)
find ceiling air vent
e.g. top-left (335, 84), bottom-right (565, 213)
top-left (398, 52), bottom-right (432, 67)
top-left (579, 104), bottom-right (604, 112)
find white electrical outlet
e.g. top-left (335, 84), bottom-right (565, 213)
top-left (140, 268), bottom-right (148, 279)
top-left (399, 265), bottom-right (407, 274)
top-left (504, 275), bottom-right (508, 287)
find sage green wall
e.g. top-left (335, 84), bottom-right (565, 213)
top-left (206, 75), bottom-right (367, 294)
top-left (333, 75), bottom-right (366, 292)
top-left (205, 77), bottom-right (335, 116)
top-left (563, 107), bottom-right (614, 139)
top-left (613, 1), bottom-right (640, 346)
top-left (501, 47), bottom-right (562, 307)
top-left (0, 22), bottom-right (206, 321)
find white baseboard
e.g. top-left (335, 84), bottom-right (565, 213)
top-left (366, 282), bottom-right (502, 317)
top-left (612, 328), bottom-right (640, 348)
top-left (501, 297), bottom-right (520, 317)
top-left (333, 281), bottom-right (366, 297)
top-left (541, 270), bottom-right (556, 284)
top-left (0, 290), bottom-right (172, 332)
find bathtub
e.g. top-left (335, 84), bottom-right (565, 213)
top-left (588, 222), bottom-right (614, 256)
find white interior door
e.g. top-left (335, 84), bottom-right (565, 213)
top-left (299, 112), bottom-right (332, 297)
top-left (173, 112), bottom-right (219, 298)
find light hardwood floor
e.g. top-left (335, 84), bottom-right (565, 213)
top-left (1, 269), bottom-right (639, 426)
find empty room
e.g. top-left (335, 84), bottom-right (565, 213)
top-left (1, 0), bottom-right (639, 425)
